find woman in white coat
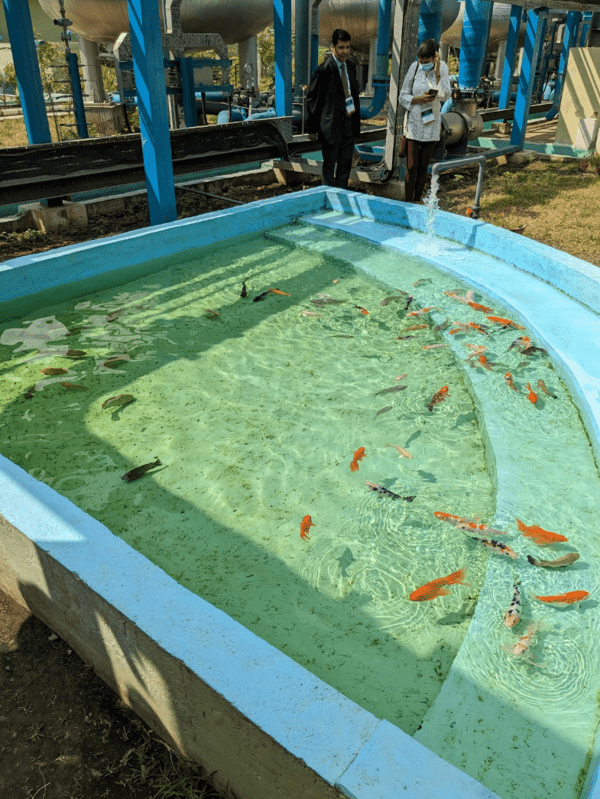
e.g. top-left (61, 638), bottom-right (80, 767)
top-left (399, 39), bottom-right (452, 203)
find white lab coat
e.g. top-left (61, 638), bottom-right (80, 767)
top-left (399, 61), bottom-right (452, 142)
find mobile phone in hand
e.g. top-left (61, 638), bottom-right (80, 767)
top-left (427, 89), bottom-right (438, 97)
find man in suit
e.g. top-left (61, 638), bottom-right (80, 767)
top-left (306, 29), bottom-right (361, 189)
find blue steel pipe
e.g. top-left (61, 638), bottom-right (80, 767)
top-left (419, 0), bottom-right (443, 45)
top-left (274, 0), bottom-right (292, 117)
top-left (360, 0), bottom-right (393, 119)
top-left (458, 0), bottom-right (493, 90)
top-left (546, 10), bottom-right (581, 121)
top-left (66, 52), bottom-right (89, 139)
top-left (498, 5), bottom-right (523, 109)
top-left (294, 0), bottom-right (310, 93)
top-left (2, 0), bottom-right (51, 144)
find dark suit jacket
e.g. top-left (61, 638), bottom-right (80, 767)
top-left (306, 55), bottom-right (361, 145)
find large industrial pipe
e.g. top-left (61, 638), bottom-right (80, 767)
top-left (419, 0), bottom-right (443, 44)
top-left (458, 0), bottom-right (493, 89)
top-left (359, 0), bottom-right (393, 119)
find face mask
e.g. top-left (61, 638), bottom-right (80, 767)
top-left (420, 62), bottom-right (434, 72)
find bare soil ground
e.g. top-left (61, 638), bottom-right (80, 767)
top-left (1, 155), bottom-right (599, 799)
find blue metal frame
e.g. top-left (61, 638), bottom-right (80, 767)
top-left (66, 52), bottom-right (89, 139)
top-left (498, 5), bottom-right (523, 109)
top-left (126, 0), bottom-right (177, 225)
top-left (274, 0), bottom-right (292, 117)
top-left (2, 0), bottom-right (51, 144)
top-left (510, 7), bottom-right (549, 150)
top-left (546, 10), bottom-right (581, 120)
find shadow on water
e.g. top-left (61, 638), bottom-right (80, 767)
top-left (0, 222), bottom-right (598, 799)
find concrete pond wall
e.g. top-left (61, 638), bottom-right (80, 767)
top-left (2, 186), bottom-right (600, 799)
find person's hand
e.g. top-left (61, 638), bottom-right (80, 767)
top-left (412, 94), bottom-right (431, 105)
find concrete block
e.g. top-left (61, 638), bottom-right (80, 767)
top-left (506, 150), bottom-right (537, 164)
top-left (17, 201), bottom-right (88, 233)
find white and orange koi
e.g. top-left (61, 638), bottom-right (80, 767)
top-left (386, 443), bottom-right (412, 458)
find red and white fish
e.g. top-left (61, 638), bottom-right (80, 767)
top-left (407, 307), bottom-right (435, 317)
top-left (409, 568), bottom-right (469, 601)
top-left (485, 315), bottom-right (525, 330)
top-left (503, 621), bottom-right (547, 666)
top-left (386, 443), bottom-right (412, 459)
top-left (300, 515), bottom-right (315, 540)
top-left (427, 385), bottom-right (448, 412)
top-left (467, 300), bottom-right (493, 313)
top-left (516, 518), bottom-right (568, 545)
top-left (505, 372), bottom-right (518, 391)
top-left (433, 511), bottom-right (508, 537)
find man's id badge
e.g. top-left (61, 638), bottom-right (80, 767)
top-left (345, 96), bottom-right (356, 115)
top-left (421, 106), bottom-right (435, 125)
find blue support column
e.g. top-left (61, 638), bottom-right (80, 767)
top-left (274, 0), bottom-right (292, 116)
top-left (178, 57), bottom-right (198, 127)
top-left (458, 0), bottom-right (493, 89)
top-left (66, 52), bottom-right (89, 139)
top-left (419, 0), bottom-right (443, 45)
top-left (126, 0), bottom-right (177, 225)
top-left (546, 10), bottom-right (580, 120)
top-left (510, 7), bottom-right (548, 150)
top-left (498, 5), bottom-right (523, 109)
top-left (294, 0), bottom-right (310, 93)
top-left (2, 0), bottom-right (51, 144)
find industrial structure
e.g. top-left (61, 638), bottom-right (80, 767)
top-left (1, 0), bottom-right (599, 226)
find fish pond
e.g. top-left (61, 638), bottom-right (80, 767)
top-left (1, 220), bottom-right (600, 799)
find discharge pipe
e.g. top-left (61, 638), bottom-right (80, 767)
top-left (431, 154), bottom-right (486, 218)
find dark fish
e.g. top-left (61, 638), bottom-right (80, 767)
top-left (404, 295), bottom-right (414, 310)
top-left (60, 382), bottom-right (87, 390)
top-left (374, 385), bottom-right (407, 397)
top-left (537, 379), bottom-right (557, 399)
top-left (241, 281), bottom-right (248, 298)
top-left (102, 394), bottom-right (134, 410)
top-left (66, 349), bottom-right (86, 357)
top-left (23, 386), bottom-right (36, 399)
top-left (527, 553), bottom-right (580, 568)
top-left (103, 356), bottom-right (128, 367)
top-left (433, 318), bottom-right (451, 332)
top-left (66, 327), bottom-right (82, 336)
top-left (121, 458), bottom-right (162, 483)
top-left (380, 296), bottom-right (406, 307)
top-left (365, 481), bottom-right (415, 502)
top-left (310, 298), bottom-right (347, 306)
top-left (375, 405), bottom-right (393, 418)
top-left (330, 335), bottom-right (354, 338)
top-left (41, 368), bottom-right (69, 375)
top-left (395, 335), bottom-right (416, 340)
top-left (253, 291), bottom-right (270, 302)
top-left (106, 310), bottom-right (124, 323)
top-left (522, 346), bottom-right (547, 356)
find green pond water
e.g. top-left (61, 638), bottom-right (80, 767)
top-left (1, 223), bottom-right (600, 799)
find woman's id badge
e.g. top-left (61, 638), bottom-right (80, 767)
top-left (421, 106), bottom-right (435, 125)
top-left (345, 96), bottom-right (356, 115)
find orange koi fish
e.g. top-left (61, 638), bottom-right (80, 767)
top-left (41, 367), bottom-right (69, 375)
top-left (427, 385), bottom-right (448, 412)
top-left (467, 301), bottom-right (493, 313)
top-left (449, 322), bottom-right (489, 336)
top-left (466, 344), bottom-right (487, 359)
top-left (300, 515), bottom-right (315, 540)
top-left (477, 354), bottom-right (495, 371)
top-left (434, 511), bottom-right (508, 536)
top-left (204, 308), bottom-right (220, 318)
top-left (516, 518), bottom-right (568, 545)
top-left (525, 383), bottom-right (538, 404)
top-left (508, 336), bottom-right (531, 352)
top-left (350, 447), bottom-right (366, 471)
top-left (533, 590), bottom-right (589, 606)
top-left (443, 290), bottom-right (470, 305)
top-left (406, 324), bottom-right (429, 331)
top-left (354, 305), bottom-right (369, 315)
top-left (60, 382), bottom-right (88, 391)
top-left (407, 307), bottom-right (434, 317)
top-left (485, 315), bottom-right (525, 329)
top-left (386, 443), bottom-right (412, 458)
top-left (268, 288), bottom-right (291, 296)
top-left (409, 568), bottom-right (469, 601)
top-left (505, 372), bottom-right (518, 391)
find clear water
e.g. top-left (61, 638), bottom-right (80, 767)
top-left (1, 223), bottom-right (600, 799)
